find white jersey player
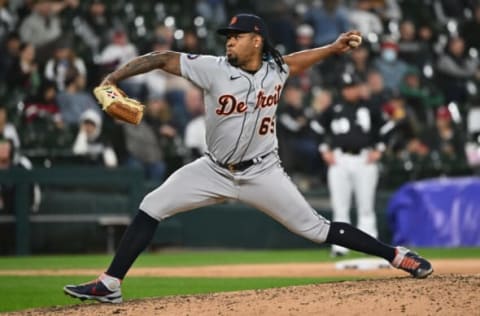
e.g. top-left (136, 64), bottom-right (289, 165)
top-left (64, 14), bottom-right (433, 304)
top-left (318, 73), bottom-right (393, 256)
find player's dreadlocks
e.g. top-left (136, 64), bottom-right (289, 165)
top-left (262, 39), bottom-right (286, 73)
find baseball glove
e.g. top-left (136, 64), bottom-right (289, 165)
top-left (93, 84), bottom-right (145, 125)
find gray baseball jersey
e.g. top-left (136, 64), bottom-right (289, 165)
top-left (180, 53), bottom-right (286, 163)
top-left (140, 53), bottom-right (331, 243)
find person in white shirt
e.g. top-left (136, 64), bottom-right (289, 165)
top-left (72, 109), bottom-right (118, 167)
top-left (349, 0), bottom-right (383, 36)
top-left (44, 42), bottom-right (87, 91)
top-left (97, 29), bottom-right (144, 98)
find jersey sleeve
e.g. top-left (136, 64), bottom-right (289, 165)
top-left (180, 53), bottom-right (219, 90)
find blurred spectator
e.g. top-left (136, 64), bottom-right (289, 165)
top-left (397, 19), bottom-right (431, 67)
top-left (383, 92), bottom-right (427, 157)
top-left (434, 0), bottom-right (475, 22)
top-left (348, 0), bottom-right (383, 36)
top-left (436, 35), bottom-right (479, 104)
top-left (398, 0), bottom-right (436, 27)
top-left (143, 39), bottom-right (169, 100)
top-left (278, 81), bottom-right (321, 174)
top-left (0, 0), bottom-right (17, 43)
top-left (371, 0), bottom-right (402, 24)
top-left (149, 26), bottom-right (191, 122)
top-left (295, 24), bottom-right (314, 51)
top-left (101, 117), bottom-right (128, 165)
top-left (373, 38), bottom-right (409, 91)
top-left (265, 2), bottom-right (297, 54)
top-left (425, 106), bottom-right (466, 162)
top-left (366, 69), bottom-right (391, 109)
top-left (72, 109), bottom-right (117, 167)
top-left (309, 87), bottom-right (334, 182)
top-left (183, 86), bottom-right (206, 160)
top-left (7, 42), bottom-right (41, 99)
top-left (465, 106), bottom-right (480, 169)
top-left (21, 80), bottom-right (74, 150)
top-left (55, 68), bottom-right (99, 127)
top-left (0, 105), bottom-right (20, 150)
top-left (310, 88), bottom-right (333, 115)
top-left (123, 97), bottom-right (177, 183)
top-left (291, 24), bottom-right (323, 96)
top-left (97, 29), bottom-right (143, 99)
top-left (143, 36), bottom-right (192, 132)
top-left (79, 0), bottom-right (114, 56)
top-left (304, 0), bottom-right (350, 47)
top-left (0, 32), bottom-right (21, 83)
top-left (0, 139), bottom-right (15, 212)
top-left (152, 24), bottom-right (174, 50)
top-left (18, 0), bottom-right (64, 63)
top-left (417, 22), bottom-right (437, 54)
top-left (44, 40), bottom-right (87, 91)
top-left (175, 28), bottom-right (205, 54)
top-left (22, 80), bottom-right (61, 123)
top-left (195, 0), bottom-right (226, 28)
top-left (343, 45), bottom-right (372, 81)
top-left (0, 138), bottom-right (41, 213)
top-left (461, 4), bottom-right (480, 50)
top-left (11, 0), bottom-right (34, 22)
top-left (399, 66), bottom-right (444, 127)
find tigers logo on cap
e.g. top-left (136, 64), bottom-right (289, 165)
top-left (218, 14), bottom-right (269, 39)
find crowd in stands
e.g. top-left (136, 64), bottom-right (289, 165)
top-left (1, 0), bottom-right (480, 191)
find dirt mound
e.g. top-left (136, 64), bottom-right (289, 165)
top-left (2, 259), bottom-right (478, 278)
top-left (9, 274), bottom-right (480, 316)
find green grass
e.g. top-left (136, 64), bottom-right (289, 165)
top-left (0, 276), bottom-right (350, 312)
top-left (0, 248), bottom-right (479, 312)
top-left (0, 248), bottom-right (479, 270)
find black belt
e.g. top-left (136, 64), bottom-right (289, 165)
top-left (338, 147), bottom-right (362, 155)
top-left (209, 152), bottom-right (271, 172)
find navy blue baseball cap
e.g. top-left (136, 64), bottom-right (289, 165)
top-left (217, 14), bottom-right (269, 39)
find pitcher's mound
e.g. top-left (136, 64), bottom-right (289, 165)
top-left (13, 274), bottom-right (480, 316)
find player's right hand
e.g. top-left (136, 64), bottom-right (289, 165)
top-left (333, 31), bottom-right (362, 53)
top-left (321, 150), bottom-right (336, 165)
top-left (367, 150), bottom-right (382, 163)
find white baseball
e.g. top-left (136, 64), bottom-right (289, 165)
top-left (348, 34), bottom-right (362, 48)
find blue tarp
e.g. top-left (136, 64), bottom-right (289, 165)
top-left (388, 177), bottom-right (480, 247)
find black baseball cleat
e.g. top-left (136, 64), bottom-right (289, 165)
top-left (392, 246), bottom-right (433, 278)
top-left (64, 276), bottom-right (122, 304)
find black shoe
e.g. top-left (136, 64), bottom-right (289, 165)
top-left (64, 277), bottom-right (122, 303)
top-left (392, 247), bottom-right (433, 278)
top-left (330, 250), bottom-right (348, 258)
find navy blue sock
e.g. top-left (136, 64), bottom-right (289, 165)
top-left (326, 222), bottom-right (396, 262)
top-left (106, 210), bottom-right (158, 279)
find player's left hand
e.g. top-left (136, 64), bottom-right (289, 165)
top-left (93, 84), bottom-right (145, 125)
top-left (367, 149), bottom-right (382, 163)
top-left (333, 31), bottom-right (362, 53)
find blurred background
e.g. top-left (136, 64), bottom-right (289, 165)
top-left (1, 0), bottom-right (479, 255)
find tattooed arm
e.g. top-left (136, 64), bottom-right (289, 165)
top-left (101, 51), bottom-right (181, 85)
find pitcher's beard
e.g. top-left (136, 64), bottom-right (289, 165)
top-left (227, 55), bottom-right (239, 66)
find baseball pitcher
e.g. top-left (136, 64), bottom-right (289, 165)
top-left (64, 14), bottom-right (432, 304)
